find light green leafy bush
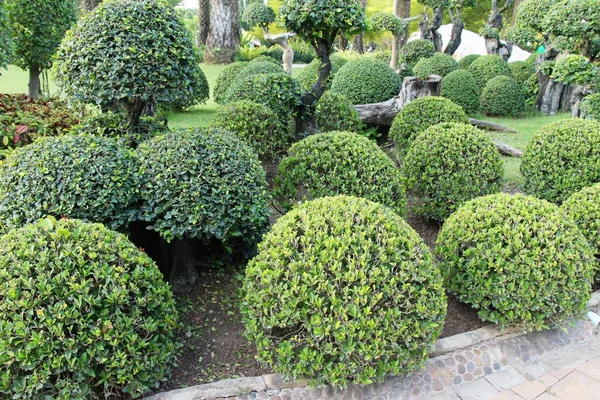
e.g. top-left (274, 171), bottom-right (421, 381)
top-left (467, 54), bottom-right (512, 89)
top-left (440, 69), bottom-right (481, 115)
top-left (297, 53), bottom-right (348, 91)
top-left (249, 55), bottom-right (280, 65)
top-left (552, 55), bottom-right (598, 86)
top-left (458, 54), bottom-right (480, 69)
top-left (480, 75), bottom-right (525, 116)
top-left (238, 61), bottom-right (283, 77)
top-left (509, 60), bottom-right (536, 85)
top-left (399, 39), bottom-right (436, 67)
top-left (241, 2), bottom-right (275, 29)
top-left (523, 73), bottom-right (540, 107)
top-left (315, 91), bottom-right (362, 133)
top-left (413, 52), bottom-right (459, 79)
top-left (369, 12), bottom-right (405, 35)
top-left (214, 62), bottom-right (249, 104)
top-left (581, 94), bottom-right (600, 121)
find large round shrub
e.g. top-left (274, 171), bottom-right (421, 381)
top-left (315, 91), bottom-right (362, 132)
top-left (399, 39), bottom-right (436, 67)
top-left (440, 69), bottom-right (481, 115)
top-left (389, 96), bottom-right (469, 153)
top-left (0, 217), bottom-right (178, 399)
top-left (210, 100), bottom-right (291, 158)
top-left (458, 54), bottom-right (480, 69)
top-left (413, 52), bottom-right (459, 79)
top-left (521, 119), bottom-right (600, 203)
top-left (330, 58), bottom-right (402, 105)
top-left (581, 93), bottom-right (600, 121)
top-left (242, 195), bottom-right (446, 387)
top-left (214, 61), bottom-right (249, 104)
top-left (136, 128), bottom-right (270, 248)
top-left (297, 53), bottom-right (348, 91)
top-left (0, 134), bottom-right (140, 233)
top-left (480, 75), bottom-right (525, 116)
top-left (249, 55), bottom-right (280, 65)
top-left (436, 193), bottom-right (595, 331)
top-left (273, 131), bottom-right (406, 215)
top-left (403, 123), bottom-right (504, 220)
top-left (238, 61), bottom-right (283, 78)
top-left (467, 54), bottom-right (512, 89)
top-left (509, 60), bottom-right (536, 85)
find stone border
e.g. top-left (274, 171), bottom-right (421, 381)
top-left (145, 290), bottom-right (600, 400)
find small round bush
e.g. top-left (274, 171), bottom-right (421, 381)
top-left (315, 91), bottom-right (362, 132)
top-left (137, 128), bottom-right (270, 249)
top-left (467, 54), bottom-right (512, 89)
top-left (210, 100), bottom-right (291, 158)
top-left (436, 193), bottom-right (595, 331)
top-left (458, 54), bottom-right (480, 69)
top-left (214, 61), bottom-right (249, 104)
top-left (369, 12), bottom-right (405, 34)
top-left (241, 2), bottom-right (275, 29)
top-left (440, 69), bottom-right (481, 115)
top-left (403, 123), bottom-right (504, 220)
top-left (389, 96), bottom-right (469, 153)
top-left (330, 58), bottom-right (402, 105)
top-left (480, 75), bottom-right (525, 116)
top-left (509, 60), bottom-right (536, 85)
top-left (239, 61), bottom-right (283, 77)
top-left (0, 134), bottom-right (140, 233)
top-left (399, 39), bottom-right (436, 68)
top-left (242, 195), bottom-right (446, 387)
top-left (0, 217), bottom-right (178, 399)
top-left (273, 131), bottom-right (406, 215)
top-left (581, 93), bottom-right (600, 121)
top-left (249, 55), bottom-right (280, 65)
top-left (297, 53), bottom-right (348, 91)
top-left (413, 52), bottom-right (459, 79)
top-left (521, 119), bottom-right (600, 203)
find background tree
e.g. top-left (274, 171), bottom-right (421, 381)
top-left (198, 0), bottom-right (209, 46)
top-left (7, 0), bottom-right (77, 98)
top-left (508, 0), bottom-right (558, 61)
top-left (481, 0), bottom-right (513, 58)
top-left (79, 0), bottom-right (101, 12)
top-left (204, 0), bottom-right (240, 63)
top-left (417, 0), bottom-right (445, 51)
top-left (353, 0), bottom-right (367, 54)
top-left (445, 0), bottom-right (476, 55)
top-left (0, 0), bottom-right (12, 72)
top-left (369, 12), bottom-right (406, 68)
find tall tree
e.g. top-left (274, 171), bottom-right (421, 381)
top-left (370, 12), bottom-right (406, 68)
top-left (204, 0), bottom-right (240, 63)
top-left (198, 0), bottom-right (209, 46)
top-left (353, 0), bottom-right (367, 54)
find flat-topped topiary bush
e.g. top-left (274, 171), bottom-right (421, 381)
top-left (274, 131), bottom-right (406, 215)
top-left (467, 54), bottom-right (512, 89)
top-left (237, 61), bottom-right (283, 78)
top-left (242, 195), bottom-right (446, 387)
top-left (458, 54), bottom-right (480, 69)
top-left (315, 91), bottom-right (362, 132)
top-left (403, 123), bottom-right (504, 220)
top-left (214, 61), bottom-right (249, 104)
top-left (480, 75), bottom-right (525, 116)
top-left (440, 69), bottom-right (481, 115)
top-left (521, 119), bottom-right (600, 203)
top-left (436, 193), bottom-right (595, 331)
top-left (249, 55), bottom-right (280, 65)
top-left (0, 217), bottom-right (178, 399)
top-left (413, 52), bottom-right (459, 79)
top-left (297, 53), bottom-right (348, 91)
top-left (389, 96), bottom-right (469, 154)
top-left (399, 39), bottom-right (436, 68)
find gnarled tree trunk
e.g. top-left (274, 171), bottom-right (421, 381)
top-left (484, 0), bottom-right (513, 59)
top-left (419, 7), bottom-right (444, 52)
top-left (28, 63), bottom-right (41, 99)
top-left (198, 0), bottom-right (210, 47)
top-left (353, 0), bottom-right (367, 54)
top-left (204, 0), bottom-right (240, 64)
top-left (391, 0), bottom-right (411, 69)
top-left (265, 32), bottom-right (295, 74)
top-left (445, 9), bottom-right (464, 56)
top-left (167, 239), bottom-right (199, 294)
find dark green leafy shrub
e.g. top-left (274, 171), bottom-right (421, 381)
top-left (249, 55), bottom-right (280, 65)
top-left (581, 94), bottom-right (600, 121)
top-left (214, 62), bottom-right (249, 104)
top-left (523, 73), bottom-right (540, 107)
top-left (330, 58), bottom-right (402, 105)
top-left (458, 54), bottom-right (480, 69)
top-left (0, 217), bottom-right (178, 399)
top-left (480, 75), bottom-right (525, 116)
top-left (297, 53), bottom-right (347, 91)
top-left (239, 61), bottom-right (283, 77)
top-left (242, 195), bottom-right (446, 387)
top-left (436, 193), bottom-right (594, 331)
top-left (274, 131), bottom-right (406, 214)
top-left (241, 2), bottom-right (275, 29)
top-left (390, 96), bottom-right (469, 153)
top-left (210, 100), bottom-right (291, 158)
top-left (467, 54), bottom-right (512, 89)
top-left (413, 52), bottom-right (459, 79)
top-left (0, 0), bottom-right (12, 69)
top-left (440, 69), bottom-right (481, 114)
top-left (315, 91), bottom-right (362, 133)
top-left (403, 123), bottom-right (503, 220)
top-left (399, 39), bottom-right (436, 68)
top-left (369, 12), bottom-right (405, 35)
top-left (521, 119), bottom-right (600, 203)
top-left (552, 55), bottom-right (598, 86)
top-left (136, 128), bottom-right (270, 249)
top-left (509, 60), bottom-right (536, 85)
top-left (0, 134), bottom-right (140, 233)
top-left (539, 60), bottom-right (555, 76)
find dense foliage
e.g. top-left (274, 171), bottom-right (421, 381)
top-left (521, 119), bottom-right (600, 203)
top-left (509, 0), bottom-right (557, 49)
top-left (242, 195), bottom-right (446, 387)
top-left (413, 52), bottom-right (459, 79)
top-left (0, 0), bottom-right (12, 69)
top-left (436, 193), bottom-right (595, 331)
top-left (241, 2), bottom-right (275, 29)
top-left (440, 69), bottom-right (481, 115)
top-left (315, 92), bottom-right (362, 133)
top-left (369, 12), bottom-right (405, 35)
top-left (458, 54), bottom-right (480, 69)
top-left (467, 54), bottom-right (512, 89)
top-left (509, 60), bottom-right (536, 86)
top-left (399, 39), bottom-right (436, 67)
top-left (238, 61), bottom-right (283, 77)
top-left (297, 53), bottom-right (348, 91)
top-left (581, 93), bottom-right (600, 121)
top-left (552, 55), bottom-right (598, 86)
top-left (480, 76), bottom-right (525, 116)
top-left (214, 62), bottom-right (249, 105)
top-left (330, 58), bottom-right (402, 104)
top-left (0, 217), bottom-right (178, 399)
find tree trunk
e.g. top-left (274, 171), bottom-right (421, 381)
top-left (391, 0), bottom-right (408, 69)
top-left (79, 0), bottom-right (101, 12)
top-left (419, 7), bottom-right (444, 52)
top-left (353, 0), bottom-right (367, 54)
top-left (444, 9), bottom-right (464, 56)
top-left (339, 35), bottom-right (349, 51)
top-left (204, 0), bottom-right (240, 64)
top-left (168, 239), bottom-right (199, 294)
top-left (198, 0), bottom-right (210, 47)
top-left (511, 0), bottom-right (521, 24)
top-left (28, 63), bottom-right (41, 99)
top-left (265, 33), bottom-right (295, 74)
top-left (484, 0), bottom-right (513, 57)
top-left (126, 98), bottom-right (148, 128)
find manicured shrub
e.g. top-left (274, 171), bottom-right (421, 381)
top-left (214, 61), bottom-right (249, 104)
top-left (249, 55), bottom-right (280, 65)
top-left (136, 128), bottom-right (270, 249)
top-left (0, 217), bottom-right (178, 399)
top-left (241, 2), bottom-right (275, 29)
top-left (210, 100), bottom-right (291, 158)
top-left (0, 134), bottom-right (140, 233)
top-left (440, 69), bottom-right (481, 115)
top-left (389, 96), bottom-right (469, 153)
top-left (458, 54), bottom-right (480, 69)
top-left (369, 12), bottom-right (405, 35)
top-left (581, 93), bottom-right (600, 121)
top-left (315, 91), bottom-right (362, 132)
top-left (0, 0), bottom-right (13, 70)
top-left (480, 75), bottom-right (525, 116)
top-left (509, 60), bottom-right (536, 85)
top-left (521, 119), bottom-right (600, 203)
top-left (297, 53), bottom-right (348, 91)
top-left (413, 52), bottom-right (459, 79)
top-left (238, 61), bottom-right (283, 77)
top-left (330, 58), bottom-right (402, 105)
top-left (523, 73), bottom-right (540, 107)
top-left (403, 123), bottom-right (503, 220)
top-left (467, 54), bottom-right (512, 89)
top-left (399, 39), bottom-right (436, 67)
top-left (242, 195), bottom-right (446, 387)
top-left (273, 131), bottom-right (406, 214)
top-left (436, 193), bottom-right (595, 331)
top-left (552, 55), bottom-right (598, 86)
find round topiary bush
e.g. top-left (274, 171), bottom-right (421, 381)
top-left (0, 134), bottom-right (140, 233)
top-left (369, 12), bottom-right (405, 35)
top-left (509, 60), bottom-right (536, 85)
top-left (402, 123), bottom-right (504, 220)
top-left (238, 61), bottom-right (283, 77)
top-left (315, 91), bottom-right (362, 132)
top-left (480, 75), bottom-right (525, 116)
top-left (581, 93), bottom-right (600, 121)
top-left (273, 131), bottom-right (406, 214)
top-left (467, 54), bottom-right (512, 89)
top-left (521, 119), bottom-right (600, 203)
top-left (242, 195), bottom-right (446, 387)
top-left (330, 58), bottom-right (402, 105)
top-left (210, 100), bottom-right (291, 158)
top-left (458, 54), bottom-right (480, 69)
top-left (440, 69), bottom-right (481, 115)
top-left (297, 54), bottom-right (347, 91)
top-left (0, 217), bottom-right (178, 399)
top-left (436, 193), bottom-right (595, 331)
top-left (249, 55), bottom-right (280, 65)
top-left (413, 52), bottom-right (459, 79)
top-left (214, 61), bottom-right (249, 104)
top-left (241, 1), bottom-right (275, 29)
top-left (389, 96), bottom-right (469, 153)
top-left (399, 39), bottom-right (436, 68)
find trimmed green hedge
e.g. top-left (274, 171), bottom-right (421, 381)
top-left (440, 69), bottom-right (481, 115)
top-left (315, 91), bottom-right (362, 133)
top-left (413, 52), bottom-right (459, 79)
top-left (467, 54), bottom-right (512, 89)
top-left (214, 61), bottom-right (249, 104)
top-left (509, 60), bottom-right (536, 85)
top-left (480, 75), bottom-right (525, 116)
top-left (238, 61), bottom-right (283, 77)
top-left (399, 39), bottom-right (435, 67)
top-left (581, 94), bottom-right (600, 121)
top-left (297, 53), bottom-right (348, 91)
top-left (458, 54), bottom-right (480, 69)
